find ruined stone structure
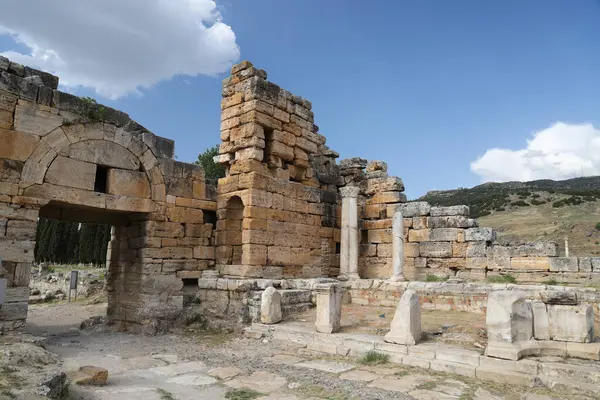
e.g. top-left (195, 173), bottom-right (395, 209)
top-left (3, 56), bottom-right (600, 333)
top-left (0, 56), bottom-right (217, 333)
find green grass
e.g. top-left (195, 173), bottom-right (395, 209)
top-left (542, 278), bottom-right (558, 286)
top-left (224, 388), bottom-right (265, 400)
top-left (487, 274), bottom-right (517, 284)
top-left (156, 388), bottom-right (176, 400)
top-left (358, 350), bottom-right (390, 365)
top-left (416, 381), bottom-right (437, 390)
top-left (425, 275), bottom-right (448, 282)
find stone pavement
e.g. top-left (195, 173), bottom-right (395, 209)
top-left (57, 348), bottom-right (596, 400)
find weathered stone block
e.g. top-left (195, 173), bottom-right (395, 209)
top-left (241, 244), bottom-right (267, 265)
top-left (510, 257), bottom-right (550, 271)
top-left (384, 289), bottom-right (421, 345)
top-left (466, 241), bottom-right (487, 257)
top-left (106, 169), bottom-right (151, 198)
top-left (314, 283), bottom-right (342, 333)
top-left (578, 257), bottom-right (592, 272)
top-left (419, 242), bottom-right (452, 258)
top-left (0, 128), bottom-right (40, 161)
top-left (430, 205), bottom-right (469, 217)
top-left (44, 156), bottom-right (96, 190)
top-left (548, 304), bottom-right (594, 343)
top-left (261, 286), bottom-right (282, 324)
top-left (465, 227), bottom-right (496, 242)
top-left (13, 102), bottom-right (63, 136)
top-left (68, 140), bottom-right (140, 170)
top-left (486, 291), bottom-right (533, 344)
top-left (549, 257), bottom-right (578, 272)
top-left (428, 228), bottom-right (459, 242)
top-left (395, 202), bottom-right (431, 217)
top-left (531, 300), bottom-right (550, 340)
top-left (429, 216), bottom-right (470, 228)
top-left (408, 229), bottom-right (429, 242)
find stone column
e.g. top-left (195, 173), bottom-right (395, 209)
top-left (314, 283), bottom-right (343, 333)
top-left (339, 186), bottom-right (360, 280)
top-left (389, 210), bottom-right (405, 282)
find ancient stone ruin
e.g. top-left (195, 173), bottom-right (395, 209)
top-left (2, 55), bottom-right (600, 338)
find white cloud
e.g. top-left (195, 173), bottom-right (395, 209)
top-left (471, 122), bottom-right (600, 182)
top-left (0, 0), bottom-right (239, 99)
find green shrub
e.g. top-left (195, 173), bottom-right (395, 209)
top-left (595, 222), bottom-right (600, 231)
top-left (359, 350), bottom-right (390, 365)
top-left (425, 275), bottom-right (447, 282)
top-left (487, 274), bottom-right (517, 284)
top-left (543, 278), bottom-right (558, 286)
top-left (225, 389), bottom-right (265, 400)
top-left (530, 199), bottom-right (546, 205)
top-left (511, 200), bottom-right (529, 207)
top-left (496, 207), bottom-right (506, 211)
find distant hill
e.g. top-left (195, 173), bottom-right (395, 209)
top-left (418, 176), bottom-right (600, 256)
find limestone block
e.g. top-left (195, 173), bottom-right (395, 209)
top-left (510, 257), bottom-right (551, 271)
top-left (241, 244), bottom-right (267, 265)
top-left (465, 242), bottom-right (486, 258)
top-left (267, 246), bottom-right (290, 265)
top-left (465, 227), bottom-right (496, 242)
top-left (486, 291), bottom-right (533, 344)
top-left (395, 202), bottom-right (431, 217)
top-left (384, 289), bottom-right (422, 345)
top-left (429, 216), bottom-right (470, 229)
top-left (368, 229), bottom-right (392, 244)
top-left (0, 128), bottom-right (40, 161)
top-left (260, 286), bottom-right (282, 324)
top-left (540, 291), bottom-right (577, 305)
top-left (465, 257), bottom-right (487, 269)
top-left (106, 169), bottom-right (151, 198)
top-left (5, 220), bottom-right (36, 240)
top-left (452, 242), bottom-right (468, 258)
top-left (578, 257), bottom-right (592, 272)
top-left (549, 257), bottom-right (578, 272)
top-left (419, 242), bottom-right (452, 258)
top-left (548, 304), bottom-right (594, 343)
top-left (13, 102), bottom-right (63, 136)
top-left (430, 205), bottom-right (469, 217)
top-left (364, 177), bottom-right (404, 196)
top-left (68, 140), bottom-right (140, 170)
top-left (531, 300), bottom-right (550, 340)
top-left (0, 301), bottom-right (28, 321)
top-left (428, 228), bottom-right (459, 242)
top-left (591, 258), bottom-right (600, 272)
top-left (408, 229), bottom-right (429, 242)
top-left (314, 283), bottom-right (343, 334)
top-left (412, 216), bottom-right (428, 229)
top-left (366, 191), bottom-right (407, 205)
top-left (0, 239), bottom-right (34, 263)
top-left (193, 246), bottom-right (215, 260)
top-left (235, 147), bottom-right (263, 161)
top-left (44, 156), bottom-right (96, 190)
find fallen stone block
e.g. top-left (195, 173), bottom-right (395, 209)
top-left (384, 289), bottom-right (421, 345)
top-left (260, 286), bottom-right (282, 324)
top-left (549, 257), bottom-right (578, 272)
top-left (540, 290), bottom-right (577, 305)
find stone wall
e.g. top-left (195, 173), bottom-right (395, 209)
top-left (214, 61), bottom-right (342, 280)
top-left (0, 55), bottom-right (217, 333)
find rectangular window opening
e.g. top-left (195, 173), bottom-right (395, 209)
top-left (94, 166), bottom-right (109, 193)
top-left (335, 242), bottom-right (341, 255)
top-left (262, 126), bottom-right (275, 163)
top-left (204, 210), bottom-right (217, 228)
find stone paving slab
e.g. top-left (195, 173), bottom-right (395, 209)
top-left (368, 374), bottom-right (435, 393)
top-left (263, 354), bottom-right (305, 364)
top-left (294, 360), bottom-right (355, 373)
top-left (224, 370), bottom-right (288, 393)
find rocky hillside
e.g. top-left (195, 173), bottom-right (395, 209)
top-left (419, 176), bottom-right (600, 256)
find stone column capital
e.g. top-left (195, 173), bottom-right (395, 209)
top-left (340, 186), bottom-right (360, 199)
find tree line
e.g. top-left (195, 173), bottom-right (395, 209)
top-left (34, 218), bottom-right (111, 265)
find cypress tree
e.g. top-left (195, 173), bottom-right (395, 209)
top-left (100, 225), bottom-right (111, 265)
top-left (66, 222), bottom-right (80, 264)
top-left (79, 223), bottom-right (94, 264)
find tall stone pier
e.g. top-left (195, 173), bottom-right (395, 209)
top-left (339, 186), bottom-right (360, 280)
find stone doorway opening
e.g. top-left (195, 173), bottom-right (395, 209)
top-left (25, 201), bottom-right (148, 334)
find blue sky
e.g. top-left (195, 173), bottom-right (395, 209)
top-left (2, 1), bottom-right (600, 199)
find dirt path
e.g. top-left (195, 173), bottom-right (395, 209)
top-left (0, 301), bottom-right (595, 400)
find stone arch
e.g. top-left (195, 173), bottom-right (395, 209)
top-left (225, 196), bottom-right (245, 264)
top-left (20, 122), bottom-right (166, 205)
